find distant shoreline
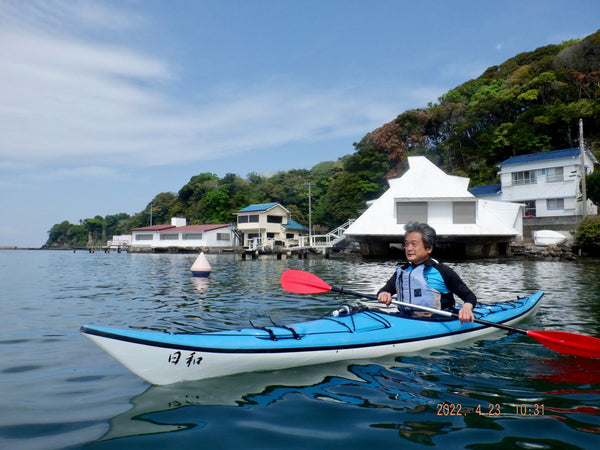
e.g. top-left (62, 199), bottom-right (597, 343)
top-left (0, 246), bottom-right (45, 250)
top-left (1, 245), bottom-right (598, 262)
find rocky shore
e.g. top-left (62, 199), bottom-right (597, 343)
top-left (508, 243), bottom-right (578, 261)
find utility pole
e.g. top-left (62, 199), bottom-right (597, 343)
top-left (150, 203), bottom-right (153, 226)
top-left (306, 182), bottom-right (312, 245)
top-left (579, 118), bottom-right (587, 218)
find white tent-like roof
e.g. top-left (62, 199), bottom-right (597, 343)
top-left (344, 156), bottom-right (522, 239)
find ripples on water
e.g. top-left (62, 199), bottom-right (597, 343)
top-left (0, 250), bottom-right (599, 449)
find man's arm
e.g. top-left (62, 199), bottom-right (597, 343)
top-left (377, 271), bottom-right (397, 306)
top-left (437, 264), bottom-right (477, 306)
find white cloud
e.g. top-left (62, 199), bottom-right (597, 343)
top-left (51, 165), bottom-right (123, 179)
top-left (0, 179), bottom-right (24, 190)
top-left (0, 1), bottom-right (437, 176)
top-left (0, 0), bottom-right (143, 32)
top-left (0, 24), bottom-right (414, 170)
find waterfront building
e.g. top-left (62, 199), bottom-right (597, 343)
top-left (235, 203), bottom-right (308, 250)
top-left (470, 147), bottom-right (598, 240)
top-left (344, 156), bottom-right (523, 258)
top-left (130, 218), bottom-right (237, 251)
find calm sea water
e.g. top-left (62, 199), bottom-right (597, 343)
top-left (1, 250), bottom-right (599, 449)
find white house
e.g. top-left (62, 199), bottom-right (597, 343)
top-left (471, 147), bottom-right (597, 217)
top-left (470, 147), bottom-right (598, 240)
top-left (344, 156), bottom-right (523, 258)
top-left (130, 218), bottom-right (237, 251)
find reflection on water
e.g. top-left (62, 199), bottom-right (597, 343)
top-left (529, 356), bottom-right (600, 386)
top-left (90, 345), bottom-right (600, 448)
top-left (190, 276), bottom-right (210, 294)
top-left (1, 251), bottom-right (600, 449)
top-left (90, 356), bottom-right (462, 446)
top-left (93, 361), bottom-right (367, 442)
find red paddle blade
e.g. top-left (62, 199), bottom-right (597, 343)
top-left (527, 330), bottom-right (600, 358)
top-left (281, 270), bottom-right (332, 294)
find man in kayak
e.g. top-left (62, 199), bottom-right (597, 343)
top-left (377, 221), bottom-right (476, 323)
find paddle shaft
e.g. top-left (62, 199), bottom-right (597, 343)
top-left (330, 286), bottom-right (528, 335)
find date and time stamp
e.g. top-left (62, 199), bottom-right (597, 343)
top-left (437, 402), bottom-right (545, 417)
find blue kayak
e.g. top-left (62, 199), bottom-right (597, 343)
top-left (81, 291), bottom-right (543, 385)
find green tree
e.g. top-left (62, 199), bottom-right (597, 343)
top-left (319, 171), bottom-right (373, 227)
top-left (150, 192), bottom-right (178, 224)
top-left (104, 213), bottom-right (131, 239)
top-left (586, 172), bottom-right (600, 206)
top-left (84, 217), bottom-right (104, 244)
top-left (178, 173), bottom-right (219, 203)
top-left (576, 215), bottom-right (600, 255)
top-left (67, 224), bottom-right (89, 247)
top-left (47, 221), bottom-right (72, 247)
top-left (198, 187), bottom-right (232, 223)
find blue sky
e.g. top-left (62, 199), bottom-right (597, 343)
top-left (1, 0), bottom-right (599, 247)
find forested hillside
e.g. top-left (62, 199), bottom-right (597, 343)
top-left (45, 30), bottom-right (600, 248)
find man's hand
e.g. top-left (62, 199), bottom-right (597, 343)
top-left (377, 291), bottom-right (392, 307)
top-left (458, 303), bottom-right (474, 323)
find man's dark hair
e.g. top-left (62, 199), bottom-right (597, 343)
top-left (404, 222), bottom-right (437, 248)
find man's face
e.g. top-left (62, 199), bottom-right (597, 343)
top-left (404, 231), bottom-right (433, 265)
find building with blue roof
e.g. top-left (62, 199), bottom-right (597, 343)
top-left (283, 219), bottom-right (309, 232)
top-left (237, 202), bottom-right (281, 213)
top-left (468, 183), bottom-right (501, 197)
top-left (497, 148), bottom-right (582, 167)
top-left (469, 147), bottom-right (598, 240)
top-left (235, 202), bottom-right (308, 249)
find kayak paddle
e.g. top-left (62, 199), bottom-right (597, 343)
top-left (280, 269), bottom-right (600, 359)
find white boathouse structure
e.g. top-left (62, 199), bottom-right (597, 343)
top-left (344, 156), bottom-right (523, 258)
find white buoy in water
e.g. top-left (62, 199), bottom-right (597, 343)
top-left (191, 252), bottom-right (212, 277)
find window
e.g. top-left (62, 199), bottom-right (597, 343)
top-left (267, 232), bottom-right (276, 238)
top-left (453, 202), bottom-right (476, 224)
top-left (238, 214), bottom-right (259, 223)
top-left (135, 234), bottom-right (153, 241)
top-left (286, 233), bottom-right (295, 239)
top-left (547, 198), bottom-right (564, 210)
top-left (511, 170), bottom-right (537, 185)
top-left (546, 167), bottom-right (563, 182)
top-left (523, 200), bottom-right (536, 217)
top-left (267, 215), bottom-right (283, 224)
top-left (396, 202), bottom-right (427, 224)
top-left (182, 233), bottom-right (203, 240)
top-left (160, 234), bottom-right (179, 240)
top-left (216, 233), bottom-right (230, 241)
